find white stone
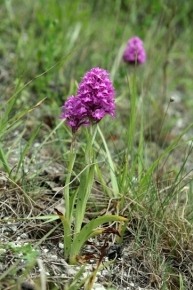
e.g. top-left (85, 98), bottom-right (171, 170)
top-left (58, 242), bottom-right (64, 249)
top-left (20, 233), bottom-right (29, 239)
top-left (43, 248), bottom-right (49, 253)
top-left (92, 283), bottom-right (106, 290)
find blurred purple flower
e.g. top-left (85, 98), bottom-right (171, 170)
top-left (123, 36), bottom-right (146, 65)
top-left (59, 68), bottom-right (115, 133)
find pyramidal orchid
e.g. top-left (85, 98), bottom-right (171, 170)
top-left (59, 67), bottom-right (115, 133)
top-left (57, 68), bottom-right (127, 265)
top-left (123, 36), bottom-right (146, 65)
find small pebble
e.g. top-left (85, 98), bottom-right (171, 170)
top-left (93, 283), bottom-right (106, 290)
top-left (21, 233), bottom-right (29, 239)
top-left (58, 242), bottom-right (64, 249)
top-left (20, 280), bottom-right (35, 290)
top-left (43, 248), bottom-right (49, 253)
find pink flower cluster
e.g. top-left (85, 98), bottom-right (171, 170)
top-left (123, 36), bottom-right (146, 65)
top-left (59, 68), bottom-right (115, 133)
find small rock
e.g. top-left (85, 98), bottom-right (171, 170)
top-left (20, 233), bottom-right (29, 239)
top-left (92, 283), bottom-right (106, 290)
top-left (20, 280), bottom-right (35, 290)
top-left (58, 242), bottom-right (64, 249)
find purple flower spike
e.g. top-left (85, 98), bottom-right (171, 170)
top-left (123, 36), bottom-right (146, 65)
top-left (59, 68), bottom-right (116, 133)
top-left (77, 68), bottom-right (115, 121)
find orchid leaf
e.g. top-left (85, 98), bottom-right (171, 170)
top-left (70, 215), bottom-right (128, 263)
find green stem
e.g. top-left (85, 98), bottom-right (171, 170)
top-left (63, 142), bottom-right (76, 259)
top-left (73, 124), bottom-right (96, 236)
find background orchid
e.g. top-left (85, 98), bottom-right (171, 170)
top-left (123, 36), bottom-right (146, 65)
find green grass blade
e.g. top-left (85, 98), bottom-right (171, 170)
top-left (141, 122), bottom-right (193, 185)
top-left (97, 125), bottom-right (119, 197)
top-left (16, 123), bottom-right (42, 176)
top-left (0, 145), bottom-right (11, 175)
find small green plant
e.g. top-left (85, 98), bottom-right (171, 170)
top-left (0, 242), bottom-right (39, 283)
top-left (6, 242), bottom-right (39, 262)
